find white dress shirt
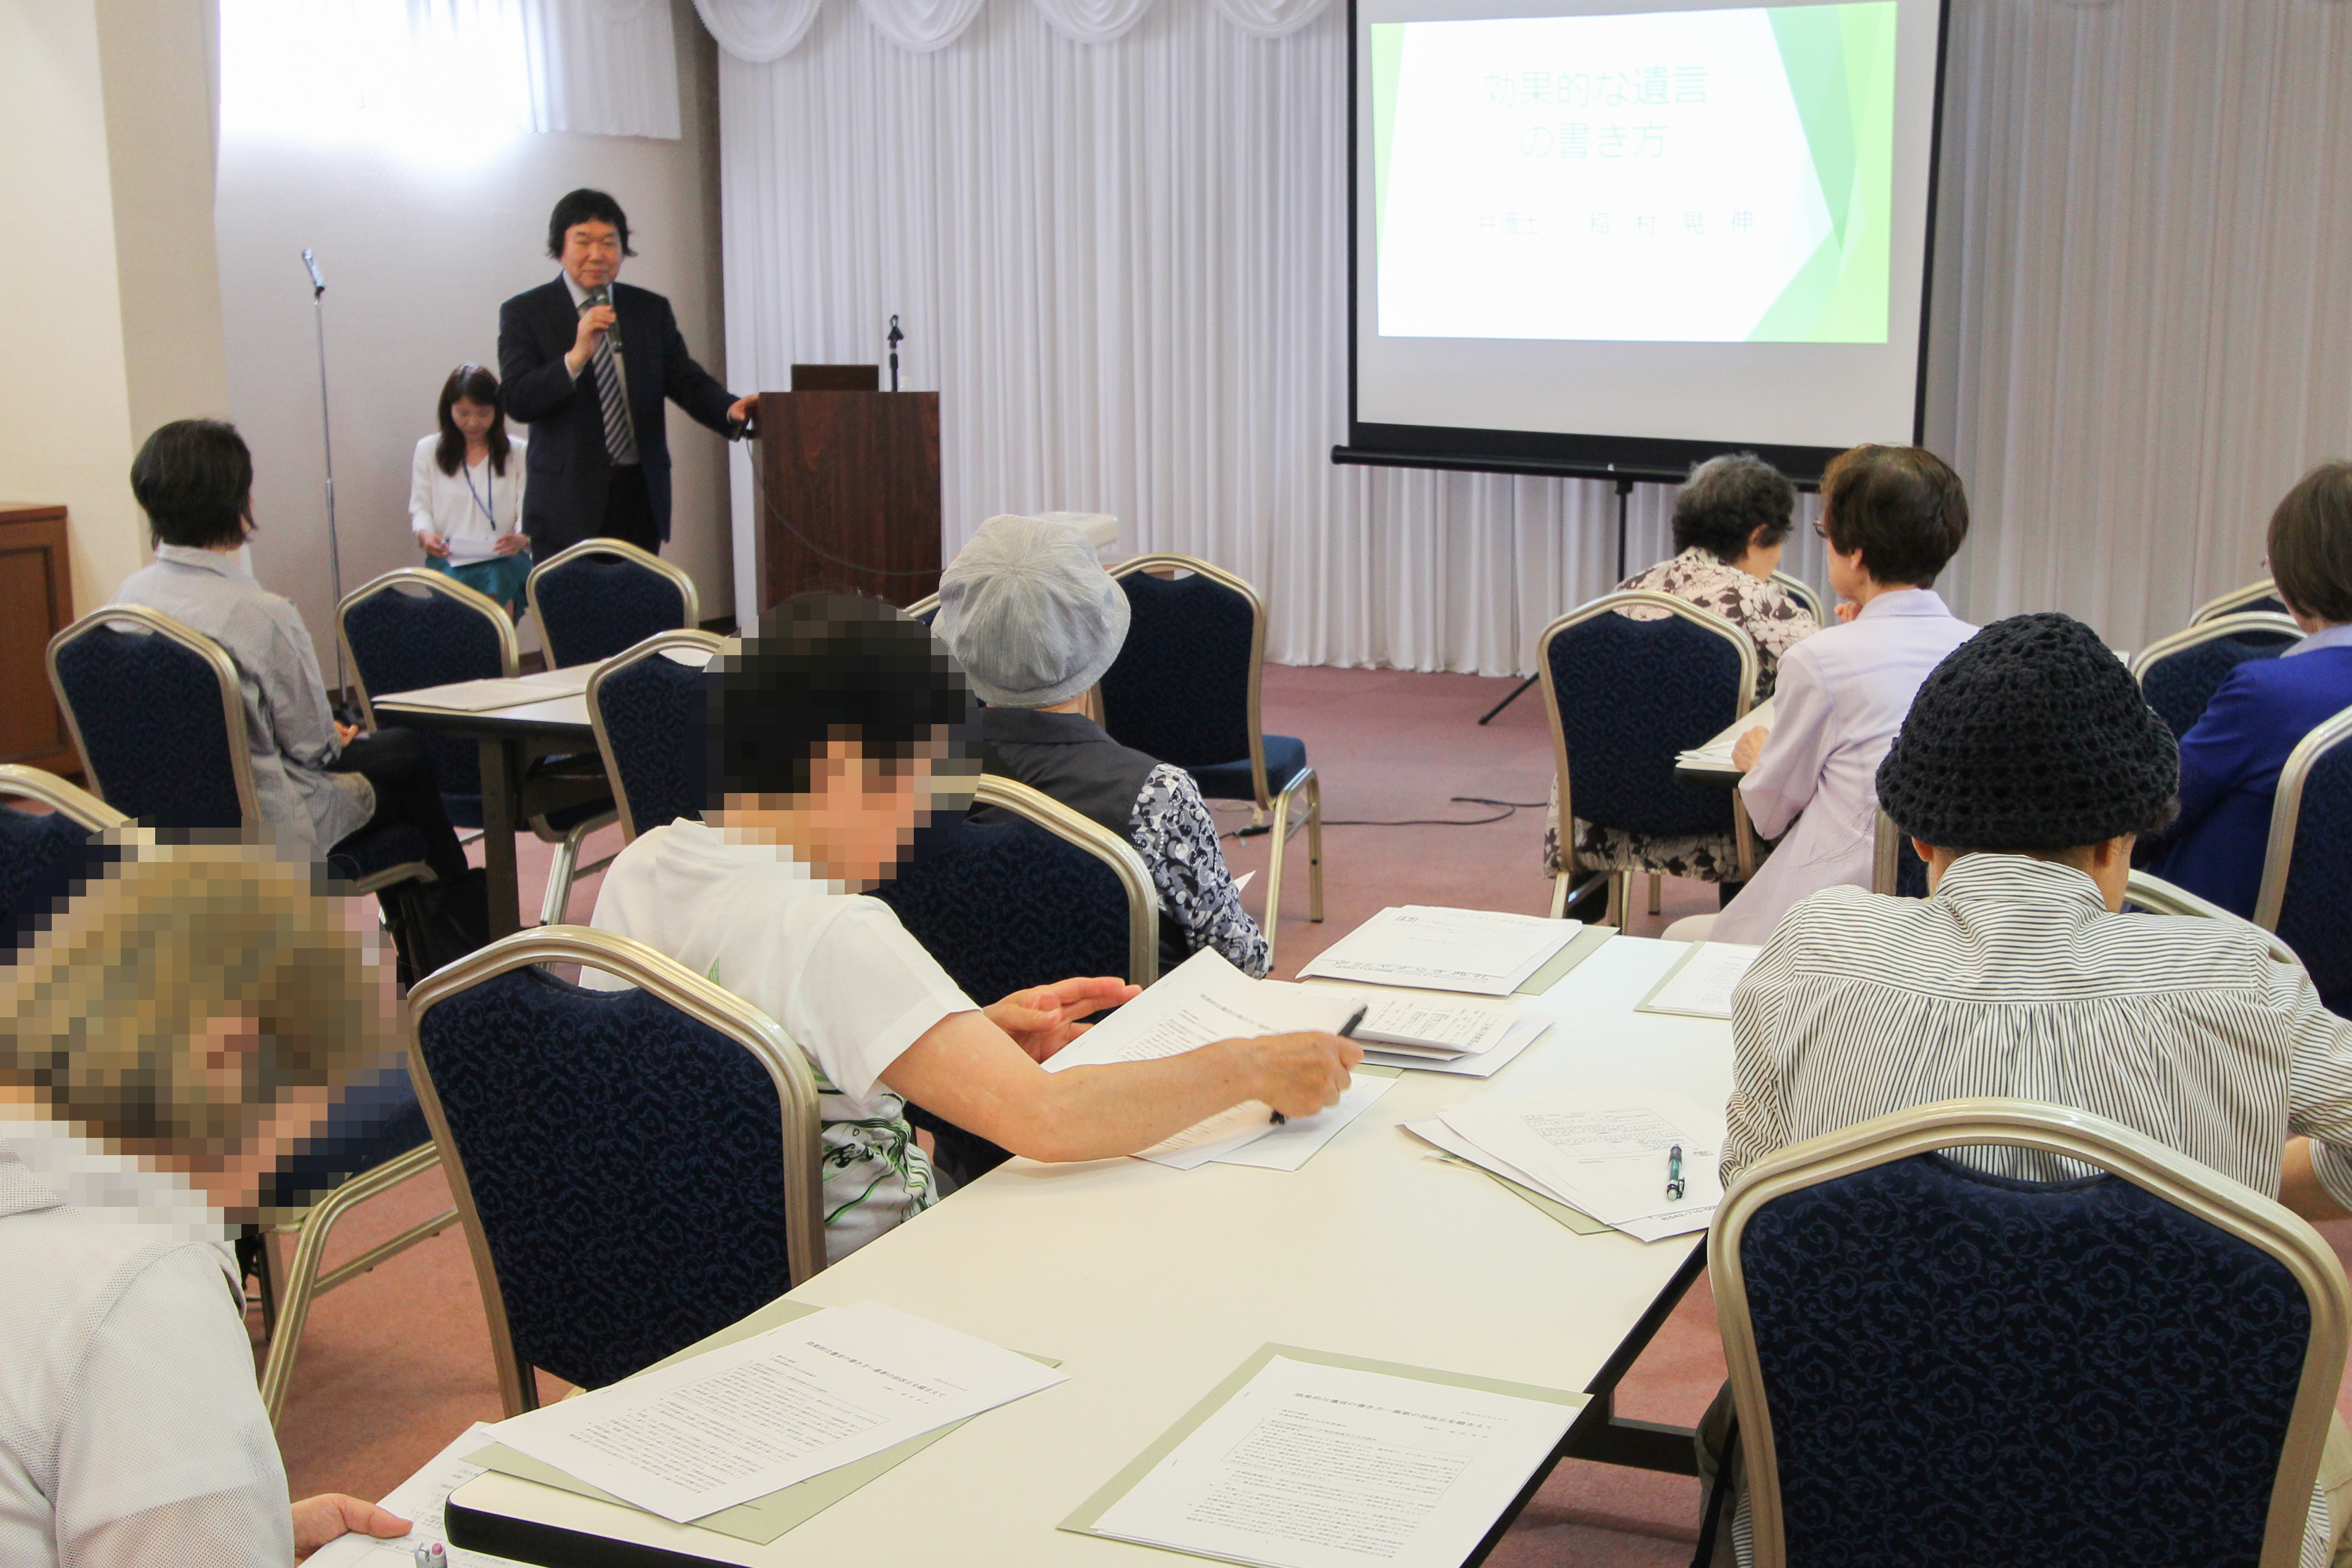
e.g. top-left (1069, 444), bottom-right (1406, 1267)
top-left (0, 1124), bottom-right (291, 1568)
top-left (408, 435), bottom-right (527, 542)
top-left (1712, 588), bottom-right (1975, 944)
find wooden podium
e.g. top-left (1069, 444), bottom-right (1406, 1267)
top-left (750, 391), bottom-right (941, 610)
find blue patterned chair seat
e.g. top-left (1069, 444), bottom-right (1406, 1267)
top-left (591, 649), bottom-right (709, 836)
top-left (416, 965), bottom-right (799, 1391)
top-left (1741, 1151), bottom-right (2311, 1567)
top-left (533, 557), bottom-right (690, 670)
top-left (51, 622), bottom-right (246, 829)
top-left (260, 1064), bottom-right (431, 1210)
top-left (2277, 738), bottom-right (2352, 1018)
top-left (2141, 632), bottom-right (2300, 740)
top-left (1548, 606), bottom-right (1745, 841)
top-left (1188, 733), bottom-right (1309, 802)
top-left (0, 807), bottom-right (116, 957)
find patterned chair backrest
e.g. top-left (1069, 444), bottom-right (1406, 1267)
top-left (2134, 614), bottom-right (2303, 740)
top-left (413, 956), bottom-right (812, 1394)
top-left (872, 811), bottom-right (1149, 995)
top-left (1715, 1100), bottom-right (2347, 1568)
top-left (1099, 565), bottom-right (1257, 770)
top-left (588, 634), bottom-right (719, 841)
top-left (2259, 710), bottom-right (2352, 1018)
top-left (49, 611), bottom-right (250, 830)
top-left (2192, 579), bottom-right (2292, 625)
top-left (341, 573), bottom-right (513, 805)
top-left (528, 546), bottom-right (695, 670)
top-left (1543, 596), bottom-right (1753, 841)
top-left (0, 807), bottom-right (104, 956)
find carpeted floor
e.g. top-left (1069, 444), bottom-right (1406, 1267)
top-left (265, 663), bottom-right (2352, 1563)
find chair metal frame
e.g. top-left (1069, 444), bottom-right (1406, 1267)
top-left (47, 605), bottom-right (431, 896)
top-left (1768, 569), bottom-right (1829, 628)
top-left (0, 763), bottom-right (124, 830)
top-left (1713, 1097), bottom-right (2351, 1568)
top-left (1107, 554), bottom-right (1322, 968)
top-left (338, 568), bottom-right (622, 925)
top-left (972, 773), bottom-right (1161, 986)
top-left (2130, 610), bottom-right (2305, 689)
top-left (407, 924), bottom-right (828, 1416)
top-left (524, 538), bottom-right (701, 671)
top-left (2193, 578), bottom-right (2291, 626)
top-left (2254, 701), bottom-right (2352, 935)
top-left (903, 591), bottom-right (941, 619)
top-left (1539, 591), bottom-right (1759, 924)
top-left (586, 629), bottom-right (726, 842)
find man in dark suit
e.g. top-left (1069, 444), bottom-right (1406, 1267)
top-left (498, 188), bottom-right (754, 557)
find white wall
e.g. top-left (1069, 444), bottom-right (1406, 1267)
top-left (0, 0), bottom-right (149, 613)
top-left (214, 0), bottom-right (731, 665)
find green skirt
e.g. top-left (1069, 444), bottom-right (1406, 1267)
top-left (425, 549), bottom-right (532, 616)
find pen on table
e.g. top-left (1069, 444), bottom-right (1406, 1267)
top-left (413, 1544), bottom-right (446, 1568)
top-left (1272, 1004), bottom-right (1369, 1126)
top-left (1665, 1143), bottom-right (1685, 1201)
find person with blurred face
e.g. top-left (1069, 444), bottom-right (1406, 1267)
top-left (585, 593), bottom-right (1361, 1259)
top-left (0, 838), bottom-right (416, 1565)
top-left (495, 188), bottom-right (754, 557)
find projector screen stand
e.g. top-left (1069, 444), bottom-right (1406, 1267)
top-left (1477, 476), bottom-right (1636, 726)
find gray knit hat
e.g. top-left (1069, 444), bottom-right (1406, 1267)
top-left (1876, 612), bottom-right (2179, 850)
top-left (936, 514), bottom-right (1130, 708)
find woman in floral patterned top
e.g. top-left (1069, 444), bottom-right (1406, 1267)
top-left (1543, 454), bottom-right (1823, 886)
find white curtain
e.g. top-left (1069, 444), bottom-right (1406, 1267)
top-left (692, 0), bottom-right (824, 59)
top-left (716, 0), bottom-right (2352, 670)
top-left (217, 0), bottom-right (680, 142)
top-left (696, 0), bottom-right (1326, 54)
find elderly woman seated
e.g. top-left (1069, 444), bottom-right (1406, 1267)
top-left (1542, 453), bottom-right (1822, 897)
top-left (0, 836), bottom-right (413, 1565)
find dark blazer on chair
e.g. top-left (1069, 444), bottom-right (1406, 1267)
top-left (2150, 637), bottom-right (2352, 916)
top-left (496, 275), bottom-right (736, 552)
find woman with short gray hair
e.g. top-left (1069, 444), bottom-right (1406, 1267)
top-left (1542, 453), bottom-right (1822, 891)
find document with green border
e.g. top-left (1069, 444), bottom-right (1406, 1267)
top-left (466, 1299), bottom-right (1057, 1546)
top-left (1059, 1343), bottom-right (1587, 1561)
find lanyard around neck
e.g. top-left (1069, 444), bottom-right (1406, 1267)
top-left (462, 458), bottom-right (495, 526)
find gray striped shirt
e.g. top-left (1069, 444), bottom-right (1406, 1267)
top-left (1723, 852), bottom-right (2352, 1568)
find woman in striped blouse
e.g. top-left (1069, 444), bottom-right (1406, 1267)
top-left (1703, 612), bottom-right (2352, 1568)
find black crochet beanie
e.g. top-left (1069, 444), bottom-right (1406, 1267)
top-left (1876, 612), bottom-right (2179, 850)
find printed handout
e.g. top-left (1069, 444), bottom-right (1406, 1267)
top-left (1439, 1086), bottom-right (1726, 1242)
top-left (1298, 906), bottom-right (1581, 996)
top-left (1635, 942), bottom-right (1763, 1021)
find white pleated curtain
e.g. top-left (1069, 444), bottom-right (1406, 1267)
top-left (711, 0), bottom-right (2352, 669)
top-left (698, 0), bottom-right (1326, 50)
top-left (217, 0), bottom-right (682, 141)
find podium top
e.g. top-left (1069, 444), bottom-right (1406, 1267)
top-left (789, 364), bottom-right (880, 392)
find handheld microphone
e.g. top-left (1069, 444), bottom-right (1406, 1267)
top-left (301, 249), bottom-right (325, 298)
top-left (586, 284), bottom-right (621, 351)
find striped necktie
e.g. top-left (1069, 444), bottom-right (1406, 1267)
top-left (584, 290), bottom-right (639, 466)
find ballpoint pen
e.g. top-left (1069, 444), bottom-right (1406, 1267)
top-left (414, 1543), bottom-right (446, 1567)
top-left (1665, 1143), bottom-right (1685, 1201)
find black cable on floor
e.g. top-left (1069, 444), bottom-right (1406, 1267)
top-left (1225, 796), bottom-right (1548, 836)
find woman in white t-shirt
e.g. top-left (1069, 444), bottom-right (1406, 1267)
top-left (410, 363), bottom-right (530, 616)
top-left (0, 840), bottom-right (411, 1566)
top-left (589, 594), bottom-right (1364, 1261)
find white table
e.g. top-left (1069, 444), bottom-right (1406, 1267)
top-left (450, 935), bottom-right (1735, 1565)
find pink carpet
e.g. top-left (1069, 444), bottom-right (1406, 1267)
top-left (263, 663), bottom-right (2352, 1564)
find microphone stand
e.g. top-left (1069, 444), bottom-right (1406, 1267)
top-left (887, 315), bottom-right (903, 392)
top-left (301, 249), bottom-right (351, 710)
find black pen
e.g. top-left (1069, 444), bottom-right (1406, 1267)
top-left (1272, 1004), bottom-right (1368, 1126)
top-left (1666, 1143), bottom-right (1685, 1201)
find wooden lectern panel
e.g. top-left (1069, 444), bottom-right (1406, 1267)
top-left (752, 391), bottom-right (941, 611)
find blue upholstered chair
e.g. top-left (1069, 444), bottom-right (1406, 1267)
top-left (338, 570), bottom-right (618, 925)
top-left (1713, 1098), bottom-right (2350, 1568)
top-left (46, 604), bottom-right (431, 892)
top-left (1768, 569), bottom-right (1829, 628)
top-left (871, 775), bottom-right (1156, 1185)
top-left (1539, 592), bottom-right (1758, 923)
top-left (524, 539), bottom-right (700, 671)
top-left (586, 629), bottom-right (723, 840)
top-left (2255, 704), bottom-right (2352, 1018)
top-left (1099, 555), bottom-right (1320, 969)
top-left (2194, 578), bottom-right (2293, 625)
top-left (409, 926), bottom-right (826, 1414)
top-left (0, 765), bottom-right (124, 954)
top-left (2132, 612), bottom-right (2304, 740)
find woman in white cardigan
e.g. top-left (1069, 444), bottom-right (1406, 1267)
top-left (410, 363), bottom-right (530, 615)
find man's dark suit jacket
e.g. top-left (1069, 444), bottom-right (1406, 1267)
top-left (497, 276), bottom-right (736, 551)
